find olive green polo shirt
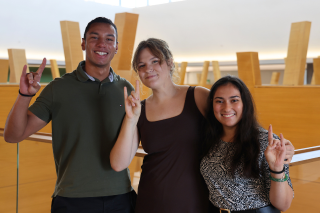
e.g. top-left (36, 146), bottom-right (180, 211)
top-left (29, 61), bottom-right (134, 198)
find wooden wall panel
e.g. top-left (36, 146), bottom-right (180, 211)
top-left (254, 86), bottom-right (320, 149)
top-left (283, 21), bottom-right (311, 85)
top-left (8, 49), bottom-right (29, 83)
top-left (0, 85), bottom-right (52, 133)
top-left (179, 62), bottom-right (188, 85)
top-left (50, 59), bottom-right (60, 79)
top-left (199, 61), bottom-right (210, 87)
top-left (0, 136), bottom-right (17, 213)
top-left (60, 21), bottom-right (83, 73)
top-left (311, 58), bottom-right (320, 85)
top-left (0, 59), bottom-right (9, 83)
top-left (111, 13), bottom-right (139, 73)
top-left (212, 61), bottom-right (221, 82)
top-left (236, 52), bottom-right (262, 95)
top-left (270, 72), bottom-right (280, 85)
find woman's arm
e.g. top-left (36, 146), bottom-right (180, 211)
top-left (194, 86), bottom-right (210, 116)
top-left (265, 125), bottom-right (293, 211)
top-left (110, 81), bottom-right (141, 172)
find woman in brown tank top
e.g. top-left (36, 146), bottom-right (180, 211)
top-left (109, 38), bottom-right (295, 213)
top-left (110, 38), bottom-right (210, 213)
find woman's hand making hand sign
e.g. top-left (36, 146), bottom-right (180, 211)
top-left (124, 80), bottom-right (141, 120)
top-left (110, 80), bottom-right (141, 172)
top-left (264, 125), bottom-right (286, 172)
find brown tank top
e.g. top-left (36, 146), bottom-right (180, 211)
top-left (136, 86), bottom-right (209, 213)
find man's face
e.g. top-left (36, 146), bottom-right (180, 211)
top-left (81, 22), bottom-right (118, 69)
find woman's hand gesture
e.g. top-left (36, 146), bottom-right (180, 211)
top-left (124, 80), bottom-right (141, 120)
top-left (264, 125), bottom-right (286, 172)
top-left (19, 58), bottom-right (46, 96)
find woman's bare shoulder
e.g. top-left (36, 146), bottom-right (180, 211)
top-left (194, 86), bottom-right (210, 116)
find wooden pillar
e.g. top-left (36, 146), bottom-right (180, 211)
top-left (179, 62), bottom-right (188, 85)
top-left (236, 52), bottom-right (261, 95)
top-left (50, 60), bottom-right (60, 79)
top-left (212, 61), bottom-right (221, 82)
top-left (8, 49), bottom-right (29, 83)
top-left (199, 61), bottom-right (210, 87)
top-left (283, 21), bottom-right (311, 85)
top-left (60, 21), bottom-right (83, 73)
top-left (270, 72), bottom-right (281, 85)
top-left (111, 12), bottom-right (139, 78)
top-left (0, 59), bottom-right (9, 83)
top-left (311, 58), bottom-right (320, 85)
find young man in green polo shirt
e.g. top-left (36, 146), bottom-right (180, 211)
top-left (4, 17), bottom-right (136, 213)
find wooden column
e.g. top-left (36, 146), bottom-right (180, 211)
top-left (236, 52), bottom-right (261, 95)
top-left (50, 59), bottom-right (60, 79)
top-left (111, 12), bottom-right (139, 79)
top-left (8, 49), bottom-right (29, 83)
top-left (0, 59), bottom-right (9, 83)
top-left (311, 58), bottom-right (320, 85)
top-left (270, 72), bottom-right (281, 85)
top-left (199, 61), bottom-right (210, 87)
top-left (212, 61), bottom-right (221, 82)
top-left (283, 21), bottom-right (311, 85)
top-left (60, 21), bottom-right (83, 73)
top-left (179, 62), bottom-right (188, 85)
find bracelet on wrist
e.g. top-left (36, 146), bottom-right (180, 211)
top-left (269, 173), bottom-right (288, 182)
top-left (269, 166), bottom-right (285, 174)
top-left (19, 89), bottom-right (36, 97)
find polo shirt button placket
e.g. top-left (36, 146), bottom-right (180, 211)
top-left (99, 83), bottom-right (104, 95)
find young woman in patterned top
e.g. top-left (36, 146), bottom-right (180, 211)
top-left (200, 76), bottom-right (294, 213)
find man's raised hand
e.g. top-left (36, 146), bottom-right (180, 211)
top-left (124, 80), bottom-right (141, 120)
top-left (19, 58), bottom-right (46, 96)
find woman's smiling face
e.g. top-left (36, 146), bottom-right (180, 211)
top-left (213, 83), bottom-right (243, 132)
top-left (137, 48), bottom-right (172, 89)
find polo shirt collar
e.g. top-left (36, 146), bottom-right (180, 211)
top-left (76, 61), bottom-right (116, 83)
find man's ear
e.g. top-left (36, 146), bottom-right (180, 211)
top-left (81, 38), bottom-right (85, 51)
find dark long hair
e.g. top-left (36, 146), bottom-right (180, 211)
top-left (202, 76), bottom-right (260, 178)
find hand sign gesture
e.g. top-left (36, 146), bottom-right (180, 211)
top-left (19, 58), bottom-right (46, 96)
top-left (264, 125), bottom-right (286, 172)
top-left (124, 80), bottom-right (141, 120)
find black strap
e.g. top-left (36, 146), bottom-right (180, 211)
top-left (19, 89), bottom-right (36, 97)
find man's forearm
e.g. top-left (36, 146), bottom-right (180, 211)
top-left (4, 95), bottom-right (33, 143)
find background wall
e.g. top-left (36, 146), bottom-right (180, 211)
top-left (1, 0), bottom-right (319, 63)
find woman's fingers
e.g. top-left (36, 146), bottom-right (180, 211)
top-left (268, 124), bottom-right (274, 146)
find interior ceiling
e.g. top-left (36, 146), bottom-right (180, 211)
top-left (0, 0), bottom-right (319, 62)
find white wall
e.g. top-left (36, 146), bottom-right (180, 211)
top-left (0, 0), bottom-right (131, 60)
top-left (133, 0), bottom-right (320, 62)
top-left (1, 0), bottom-right (319, 63)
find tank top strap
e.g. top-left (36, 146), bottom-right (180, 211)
top-left (137, 99), bottom-right (147, 132)
top-left (184, 86), bottom-right (202, 116)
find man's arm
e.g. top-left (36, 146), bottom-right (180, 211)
top-left (4, 58), bottom-right (48, 143)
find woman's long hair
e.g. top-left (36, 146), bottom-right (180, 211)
top-left (202, 76), bottom-right (260, 178)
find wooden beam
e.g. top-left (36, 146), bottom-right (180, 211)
top-left (111, 12), bottom-right (139, 73)
top-left (270, 72), bottom-right (281, 85)
top-left (283, 21), bottom-right (311, 85)
top-left (236, 52), bottom-right (261, 95)
top-left (212, 61), bottom-right (221, 82)
top-left (60, 21), bottom-right (83, 73)
top-left (8, 49), bottom-right (29, 83)
top-left (199, 61), bottom-right (210, 87)
top-left (311, 58), bottom-right (320, 85)
top-left (50, 59), bottom-right (60, 79)
top-left (179, 62), bottom-right (188, 85)
top-left (0, 59), bottom-right (9, 83)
